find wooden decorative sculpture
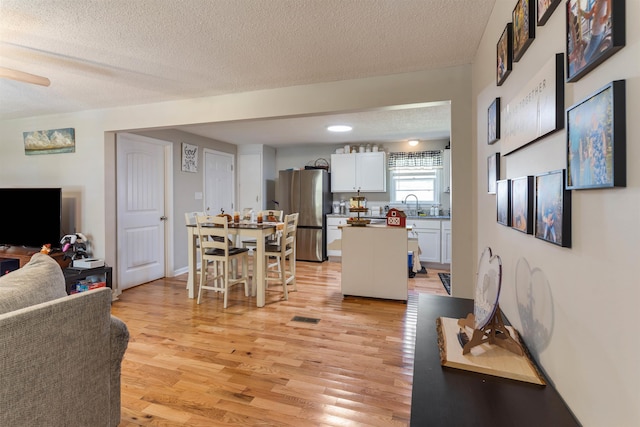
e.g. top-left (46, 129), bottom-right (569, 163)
top-left (457, 247), bottom-right (523, 356)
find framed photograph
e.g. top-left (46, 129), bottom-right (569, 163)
top-left (535, 170), bottom-right (571, 247)
top-left (537, 0), bottom-right (561, 26)
top-left (488, 98), bottom-right (501, 144)
top-left (566, 80), bottom-right (626, 190)
top-left (496, 179), bottom-right (511, 226)
top-left (511, 176), bottom-right (534, 234)
top-left (566, 0), bottom-right (626, 82)
top-left (488, 153), bottom-right (500, 194)
top-left (513, 0), bottom-right (536, 62)
top-left (497, 23), bottom-right (513, 86)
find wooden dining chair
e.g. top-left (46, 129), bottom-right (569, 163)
top-left (264, 212), bottom-right (299, 300)
top-left (184, 211), bottom-right (205, 288)
top-left (195, 214), bottom-right (250, 308)
top-left (241, 210), bottom-right (284, 249)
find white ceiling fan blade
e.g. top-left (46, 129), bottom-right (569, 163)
top-left (0, 67), bottom-right (50, 87)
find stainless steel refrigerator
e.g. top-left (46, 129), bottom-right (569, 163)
top-left (277, 168), bottom-right (331, 262)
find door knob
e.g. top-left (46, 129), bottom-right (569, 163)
top-left (160, 216), bottom-right (167, 221)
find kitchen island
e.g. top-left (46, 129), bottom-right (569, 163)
top-left (340, 224), bottom-right (408, 301)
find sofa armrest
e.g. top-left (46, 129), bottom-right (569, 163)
top-left (0, 288), bottom-right (117, 427)
top-left (110, 315), bottom-right (129, 426)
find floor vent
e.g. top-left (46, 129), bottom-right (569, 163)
top-left (291, 316), bottom-right (320, 324)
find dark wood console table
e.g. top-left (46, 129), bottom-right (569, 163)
top-left (410, 293), bottom-right (579, 426)
top-left (0, 246), bottom-right (70, 269)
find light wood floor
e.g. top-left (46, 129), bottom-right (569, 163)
top-left (111, 261), bottom-right (449, 426)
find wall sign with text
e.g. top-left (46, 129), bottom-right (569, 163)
top-left (503, 53), bottom-right (564, 155)
top-left (181, 143), bottom-right (198, 173)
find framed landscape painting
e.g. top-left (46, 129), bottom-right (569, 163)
top-left (511, 176), bottom-right (534, 234)
top-left (513, 0), bottom-right (535, 62)
top-left (488, 153), bottom-right (500, 194)
top-left (535, 170), bottom-right (571, 247)
top-left (497, 23), bottom-right (513, 86)
top-left (566, 0), bottom-right (626, 82)
top-left (488, 98), bottom-right (500, 144)
top-left (566, 80), bottom-right (626, 189)
top-left (496, 179), bottom-right (511, 226)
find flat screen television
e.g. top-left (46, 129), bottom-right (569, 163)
top-left (0, 188), bottom-right (63, 249)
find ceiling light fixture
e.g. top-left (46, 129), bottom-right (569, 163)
top-left (408, 139), bottom-right (419, 146)
top-left (327, 125), bottom-right (352, 132)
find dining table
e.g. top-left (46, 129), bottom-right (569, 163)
top-left (186, 222), bottom-right (279, 307)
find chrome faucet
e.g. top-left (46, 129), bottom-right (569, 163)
top-left (404, 194), bottom-right (419, 217)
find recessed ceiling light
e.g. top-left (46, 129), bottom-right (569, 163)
top-left (327, 125), bottom-right (352, 132)
top-left (408, 139), bottom-right (419, 146)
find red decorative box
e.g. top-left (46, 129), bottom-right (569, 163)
top-left (386, 208), bottom-right (407, 227)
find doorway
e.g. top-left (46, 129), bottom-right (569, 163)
top-left (203, 149), bottom-right (235, 216)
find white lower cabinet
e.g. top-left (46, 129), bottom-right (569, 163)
top-left (441, 220), bottom-right (452, 264)
top-left (411, 220), bottom-right (441, 263)
top-left (410, 219), bottom-right (450, 265)
top-left (327, 217), bottom-right (347, 257)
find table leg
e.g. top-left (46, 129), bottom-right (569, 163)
top-left (187, 228), bottom-right (196, 299)
top-left (255, 231), bottom-right (266, 307)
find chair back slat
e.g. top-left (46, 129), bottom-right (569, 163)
top-left (196, 215), bottom-right (230, 254)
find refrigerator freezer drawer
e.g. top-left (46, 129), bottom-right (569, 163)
top-left (296, 227), bottom-right (325, 262)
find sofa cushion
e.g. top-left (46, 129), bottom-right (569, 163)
top-left (0, 253), bottom-right (67, 315)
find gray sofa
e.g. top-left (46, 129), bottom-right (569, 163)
top-left (0, 253), bottom-right (129, 427)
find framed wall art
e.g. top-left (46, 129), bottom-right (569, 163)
top-left (566, 80), bottom-right (626, 190)
top-left (535, 170), bottom-right (571, 247)
top-left (537, 0), bottom-right (561, 26)
top-left (503, 53), bottom-right (564, 155)
top-left (497, 23), bottom-right (513, 86)
top-left (488, 153), bottom-right (500, 194)
top-left (566, 0), bottom-right (626, 82)
top-left (496, 179), bottom-right (511, 226)
top-left (513, 0), bottom-right (536, 62)
top-left (23, 128), bottom-right (75, 155)
top-left (181, 142), bottom-right (198, 173)
top-left (488, 98), bottom-right (501, 144)
top-left (511, 176), bottom-right (534, 234)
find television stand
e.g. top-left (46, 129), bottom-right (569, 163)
top-left (0, 246), bottom-right (70, 269)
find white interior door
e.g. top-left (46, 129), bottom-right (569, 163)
top-left (237, 152), bottom-right (262, 212)
top-left (116, 133), bottom-right (168, 290)
top-left (204, 149), bottom-right (234, 216)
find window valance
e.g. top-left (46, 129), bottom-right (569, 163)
top-left (388, 150), bottom-right (443, 169)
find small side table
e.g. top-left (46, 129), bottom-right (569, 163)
top-left (62, 266), bottom-right (113, 295)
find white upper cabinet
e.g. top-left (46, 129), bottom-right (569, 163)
top-left (330, 152), bottom-right (386, 192)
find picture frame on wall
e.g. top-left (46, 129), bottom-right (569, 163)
top-left (511, 176), bottom-right (534, 234)
top-left (566, 0), bottom-right (626, 82)
top-left (496, 179), bottom-right (511, 226)
top-left (488, 153), bottom-right (500, 194)
top-left (181, 142), bottom-right (198, 173)
top-left (488, 98), bottom-right (500, 144)
top-left (497, 23), bottom-right (513, 86)
top-left (537, 0), bottom-right (561, 26)
top-left (513, 0), bottom-right (536, 62)
top-left (566, 80), bottom-right (626, 190)
top-left (535, 170), bottom-right (571, 247)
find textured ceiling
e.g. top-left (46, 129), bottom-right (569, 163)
top-left (0, 0), bottom-right (494, 146)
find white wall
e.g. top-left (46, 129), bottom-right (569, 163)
top-left (0, 65), bottom-right (475, 295)
top-left (472, 3), bottom-right (639, 426)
